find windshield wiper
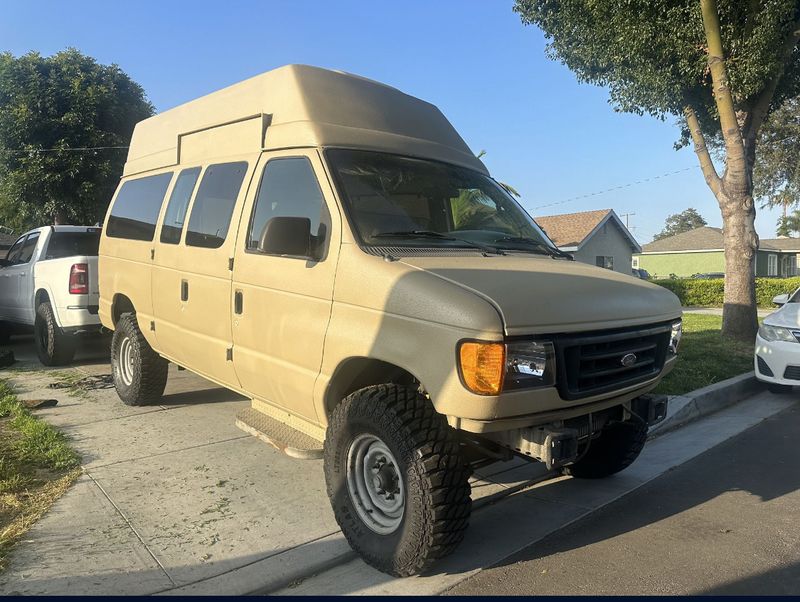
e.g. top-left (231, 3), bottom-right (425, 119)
top-left (373, 230), bottom-right (506, 256)
top-left (493, 236), bottom-right (573, 260)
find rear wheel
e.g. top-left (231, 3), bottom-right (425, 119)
top-left (34, 302), bottom-right (76, 366)
top-left (323, 384), bottom-right (472, 577)
top-left (564, 418), bottom-right (648, 479)
top-left (111, 313), bottom-right (168, 406)
top-left (768, 383), bottom-right (793, 395)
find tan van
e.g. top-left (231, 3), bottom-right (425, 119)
top-left (99, 65), bottom-right (682, 576)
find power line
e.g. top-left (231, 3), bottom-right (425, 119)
top-left (531, 166), bottom-right (698, 212)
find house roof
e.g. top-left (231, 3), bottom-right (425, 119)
top-left (0, 233), bottom-right (16, 248)
top-left (534, 209), bottom-right (641, 252)
top-left (641, 226), bottom-right (793, 253)
top-left (641, 226), bottom-right (724, 253)
top-left (125, 64), bottom-right (485, 177)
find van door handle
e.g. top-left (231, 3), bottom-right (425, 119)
top-left (181, 279), bottom-right (189, 302)
top-left (234, 290), bottom-right (243, 315)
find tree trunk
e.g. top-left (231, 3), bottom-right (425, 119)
top-left (718, 187), bottom-right (759, 340)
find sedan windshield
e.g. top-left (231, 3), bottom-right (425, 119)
top-left (326, 149), bottom-right (557, 254)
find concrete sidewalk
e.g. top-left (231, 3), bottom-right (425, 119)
top-left (0, 335), bottom-right (793, 595)
top-left (682, 306), bottom-right (774, 318)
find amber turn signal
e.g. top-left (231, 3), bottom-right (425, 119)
top-left (458, 341), bottom-right (506, 395)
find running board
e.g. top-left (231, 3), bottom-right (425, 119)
top-left (235, 407), bottom-right (323, 460)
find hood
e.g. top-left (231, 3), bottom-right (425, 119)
top-left (399, 254), bottom-right (682, 335)
top-left (764, 303), bottom-right (800, 328)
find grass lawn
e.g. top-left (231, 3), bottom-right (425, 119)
top-left (0, 380), bottom-right (80, 570)
top-left (653, 313), bottom-right (755, 396)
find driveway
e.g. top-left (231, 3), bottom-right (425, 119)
top-left (0, 335), bottom-right (794, 595)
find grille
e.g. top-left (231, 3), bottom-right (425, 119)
top-left (553, 324), bottom-right (672, 400)
top-left (757, 356), bottom-right (774, 377)
top-left (783, 365), bottom-right (800, 381)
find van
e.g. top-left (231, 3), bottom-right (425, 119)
top-left (99, 65), bottom-right (682, 576)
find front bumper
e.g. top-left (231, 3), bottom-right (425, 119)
top-left (754, 334), bottom-right (800, 387)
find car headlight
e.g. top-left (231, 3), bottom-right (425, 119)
top-left (458, 340), bottom-right (556, 395)
top-left (669, 319), bottom-right (682, 355)
top-left (758, 324), bottom-right (798, 343)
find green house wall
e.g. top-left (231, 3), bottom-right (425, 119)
top-left (636, 251), bottom-right (725, 279)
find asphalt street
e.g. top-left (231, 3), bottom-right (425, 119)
top-left (449, 403), bottom-right (800, 596)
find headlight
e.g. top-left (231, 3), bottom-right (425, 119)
top-left (669, 320), bottom-right (682, 354)
top-left (504, 340), bottom-right (556, 390)
top-left (458, 340), bottom-right (556, 395)
top-left (758, 324), bottom-right (798, 343)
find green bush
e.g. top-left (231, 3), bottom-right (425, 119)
top-left (652, 277), bottom-right (800, 308)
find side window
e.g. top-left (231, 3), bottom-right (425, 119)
top-left (247, 157), bottom-right (328, 250)
top-left (4, 236), bottom-right (25, 263)
top-left (160, 167), bottom-right (201, 244)
top-left (106, 173), bottom-right (173, 241)
top-left (16, 232), bottom-right (40, 264)
top-left (186, 162), bottom-right (248, 249)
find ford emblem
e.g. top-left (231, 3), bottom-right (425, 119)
top-left (620, 353), bottom-right (637, 367)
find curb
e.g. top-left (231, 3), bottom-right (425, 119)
top-left (648, 371), bottom-right (764, 438)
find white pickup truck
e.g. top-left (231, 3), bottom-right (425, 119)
top-left (0, 225), bottom-right (102, 365)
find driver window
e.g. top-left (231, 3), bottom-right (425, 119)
top-left (16, 232), bottom-right (40, 264)
top-left (4, 236), bottom-right (26, 264)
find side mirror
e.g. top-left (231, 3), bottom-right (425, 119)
top-left (257, 216), bottom-right (316, 259)
top-left (773, 293), bottom-right (790, 306)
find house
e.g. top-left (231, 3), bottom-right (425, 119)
top-left (0, 232), bottom-right (16, 254)
top-left (634, 226), bottom-right (799, 278)
top-left (534, 209), bottom-right (642, 275)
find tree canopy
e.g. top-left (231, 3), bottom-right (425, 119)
top-left (0, 49), bottom-right (153, 231)
top-left (754, 95), bottom-right (800, 215)
top-left (514, 0), bottom-right (800, 340)
top-left (654, 208), bottom-right (708, 240)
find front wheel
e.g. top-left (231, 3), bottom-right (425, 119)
top-left (323, 384), bottom-right (472, 577)
top-left (34, 302), bottom-right (76, 366)
top-left (111, 313), bottom-right (168, 406)
top-left (564, 418), bottom-right (648, 479)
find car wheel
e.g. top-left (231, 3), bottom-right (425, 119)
top-left (111, 313), bottom-right (168, 406)
top-left (34, 302), bottom-right (76, 366)
top-left (564, 418), bottom-right (648, 479)
top-left (323, 384), bottom-right (472, 577)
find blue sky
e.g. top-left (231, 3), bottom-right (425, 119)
top-left (1, 0), bottom-right (784, 242)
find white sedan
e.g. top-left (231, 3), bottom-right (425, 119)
top-left (755, 289), bottom-right (800, 394)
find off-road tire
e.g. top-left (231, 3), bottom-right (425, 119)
top-left (34, 302), bottom-right (76, 366)
top-left (324, 384), bottom-right (472, 577)
top-left (111, 313), bottom-right (168, 406)
top-left (564, 418), bottom-right (648, 479)
top-left (768, 383), bottom-right (793, 395)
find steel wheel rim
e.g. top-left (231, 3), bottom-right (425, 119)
top-left (118, 336), bottom-right (134, 386)
top-left (346, 433), bottom-right (404, 534)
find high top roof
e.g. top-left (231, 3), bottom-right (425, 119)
top-left (124, 64), bottom-right (486, 177)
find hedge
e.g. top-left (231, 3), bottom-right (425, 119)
top-left (652, 277), bottom-right (800, 308)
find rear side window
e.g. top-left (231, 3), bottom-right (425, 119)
top-left (160, 167), bottom-right (201, 244)
top-left (44, 230), bottom-right (101, 259)
top-left (247, 158), bottom-right (327, 249)
top-left (106, 173), bottom-right (173, 241)
top-left (186, 162), bottom-right (247, 249)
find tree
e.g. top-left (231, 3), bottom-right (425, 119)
top-left (776, 210), bottom-right (800, 237)
top-left (0, 49), bottom-right (153, 231)
top-left (514, 0), bottom-right (800, 341)
top-left (754, 95), bottom-right (800, 218)
top-left (653, 208), bottom-right (708, 240)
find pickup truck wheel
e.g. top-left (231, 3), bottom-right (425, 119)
top-left (111, 313), bottom-right (168, 406)
top-left (323, 384), bottom-right (471, 577)
top-left (563, 418), bottom-right (648, 479)
top-left (34, 302), bottom-right (76, 366)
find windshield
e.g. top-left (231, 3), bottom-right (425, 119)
top-left (326, 149), bottom-right (556, 253)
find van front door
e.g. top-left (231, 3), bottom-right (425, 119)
top-left (231, 150), bottom-right (339, 423)
top-left (154, 159), bottom-right (255, 388)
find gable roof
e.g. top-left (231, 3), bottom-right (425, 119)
top-left (534, 209), bottom-right (641, 252)
top-left (642, 226), bottom-right (724, 252)
top-left (760, 237), bottom-right (800, 251)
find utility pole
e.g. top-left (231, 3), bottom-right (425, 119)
top-left (620, 212), bottom-right (636, 230)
